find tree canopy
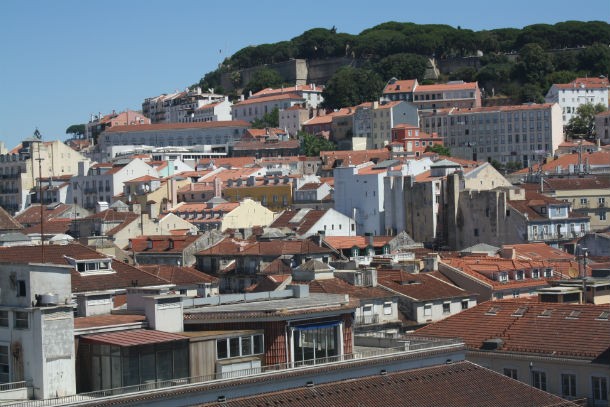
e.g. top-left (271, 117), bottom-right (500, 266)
top-left (565, 103), bottom-right (607, 139)
top-left (251, 108), bottom-right (279, 129)
top-left (243, 67), bottom-right (284, 96)
top-left (65, 124), bottom-right (85, 138)
top-left (299, 131), bottom-right (336, 156)
top-left (195, 21), bottom-right (610, 105)
top-left (321, 67), bottom-right (384, 109)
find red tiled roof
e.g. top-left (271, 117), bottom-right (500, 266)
top-left (81, 329), bottom-right (187, 346)
top-left (198, 360), bottom-right (578, 407)
top-left (553, 77), bottom-right (610, 90)
top-left (129, 235), bottom-right (201, 253)
top-left (22, 218), bottom-right (72, 235)
top-left (106, 121), bottom-right (250, 133)
top-left (0, 243), bottom-right (169, 293)
top-left (138, 264), bottom-right (218, 284)
top-left (320, 149), bottom-right (391, 169)
top-left (541, 176), bottom-right (610, 190)
top-left (324, 236), bottom-right (394, 250)
top-left (415, 81), bottom-right (478, 93)
top-left (14, 204), bottom-right (72, 226)
top-left (382, 79), bottom-right (418, 94)
top-left (124, 175), bottom-right (160, 183)
top-left (306, 277), bottom-right (394, 300)
top-left (270, 209), bottom-right (327, 235)
top-left (416, 299), bottom-right (610, 360)
top-left (251, 84), bottom-right (324, 98)
top-left (197, 157), bottom-right (257, 168)
top-left (233, 93), bottom-right (304, 106)
top-left (0, 206), bottom-right (23, 231)
top-left (513, 151), bottom-right (610, 174)
top-left (440, 256), bottom-right (581, 290)
top-left (507, 243), bottom-right (576, 261)
top-left (378, 270), bottom-right (474, 301)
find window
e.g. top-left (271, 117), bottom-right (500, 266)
top-left (504, 368), bottom-right (518, 380)
top-left (561, 373), bottom-right (576, 398)
top-left (0, 345), bottom-right (8, 384)
top-left (16, 280), bottom-right (26, 297)
top-left (461, 300), bottom-right (469, 310)
top-left (592, 377), bottom-right (608, 402)
top-left (424, 304), bottom-right (432, 317)
top-left (14, 311), bottom-right (28, 329)
top-left (383, 302), bottom-right (393, 315)
top-left (600, 212), bottom-right (607, 221)
top-left (580, 198), bottom-right (588, 205)
top-left (532, 370), bottom-right (547, 391)
top-left (0, 311), bottom-right (7, 327)
top-left (442, 302), bottom-right (451, 314)
top-left (217, 334), bottom-right (264, 359)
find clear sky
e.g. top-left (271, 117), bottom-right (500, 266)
top-left (1, 0), bottom-right (608, 149)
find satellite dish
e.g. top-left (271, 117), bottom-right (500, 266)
top-left (568, 267), bottom-right (579, 278)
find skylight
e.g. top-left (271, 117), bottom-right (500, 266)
top-left (485, 306), bottom-right (501, 315)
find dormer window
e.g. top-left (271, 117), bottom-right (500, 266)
top-left (168, 240), bottom-right (174, 250)
top-left (497, 272), bottom-right (508, 282)
top-left (147, 240), bottom-right (153, 249)
top-left (531, 268), bottom-right (540, 279)
top-left (75, 259), bottom-right (114, 274)
top-left (543, 268), bottom-right (553, 278)
top-left (514, 270), bottom-right (525, 280)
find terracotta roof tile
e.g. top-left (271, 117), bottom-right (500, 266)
top-left (306, 277), bottom-right (394, 300)
top-left (233, 93), bottom-right (304, 106)
top-left (0, 243), bottom-right (168, 293)
top-left (378, 270), bottom-right (475, 301)
top-left (138, 264), bottom-right (218, 284)
top-left (416, 298), bottom-right (610, 360)
top-left (324, 236), bottom-right (394, 250)
top-left (270, 209), bottom-right (327, 235)
top-left (0, 206), bottom-right (23, 231)
top-left (198, 360), bottom-right (578, 407)
top-left (106, 121), bottom-right (250, 133)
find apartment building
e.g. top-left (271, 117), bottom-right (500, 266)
top-left (142, 87), bottom-right (228, 124)
top-left (0, 138), bottom-right (88, 214)
top-left (353, 101), bottom-right (419, 150)
top-left (391, 124), bottom-right (444, 157)
top-left (70, 158), bottom-right (158, 211)
top-left (85, 109), bottom-right (150, 140)
top-left (420, 103), bottom-right (563, 166)
top-left (545, 76), bottom-right (610, 126)
top-left (382, 78), bottom-right (481, 111)
top-left (97, 121), bottom-right (251, 160)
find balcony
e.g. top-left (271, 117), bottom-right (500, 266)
top-left (355, 314), bottom-right (380, 325)
top-left (4, 337), bottom-right (463, 407)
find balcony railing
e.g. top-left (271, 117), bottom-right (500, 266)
top-left (528, 231), bottom-right (586, 241)
top-left (3, 339), bottom-right (464, 407)
top-left (355, 314), bottom-right (380, 325)
top-left (0, 381), bottom-right (27, 392)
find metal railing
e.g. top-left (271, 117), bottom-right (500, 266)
top-left (3, 340), bottom-right (464, 407)
top-left (0, 381), bottom-right (27, 392)
top-left (355, 314), bottom-right (379, 325)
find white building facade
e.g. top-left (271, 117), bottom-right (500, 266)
top-left (421, 103), bottom-right (563, 167)
top-left (545, 77), bottom-right (609, 126)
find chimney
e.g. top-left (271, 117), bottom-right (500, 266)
top-left (214, 177), bottom-right (222, 198)
top-left (500, 246), bottom-right (516, 259)
top-left (373, 101), bottom-right (379, 109)
top-left (317, 230), bottom-right (325, 246)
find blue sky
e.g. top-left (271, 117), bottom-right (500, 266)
top-left (1, 0), bottom-right (608, 149)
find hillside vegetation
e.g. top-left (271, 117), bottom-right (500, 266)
top-left (196, 21), bottom-right (610, 106)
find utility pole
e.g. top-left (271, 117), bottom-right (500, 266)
top-left (33, 129), bottom-right (45, 262)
